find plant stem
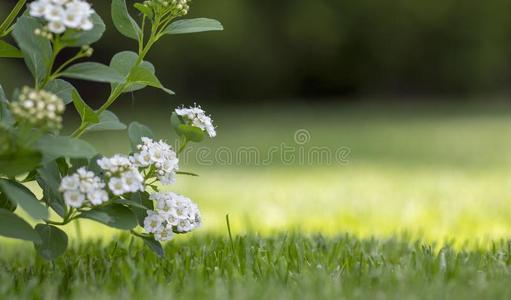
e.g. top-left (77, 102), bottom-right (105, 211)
top-left (38, 39), bottom-right (63, 89)
top-left (71, 19), bottom-right (162, 139)
top-left (130, 230), bottom-right (151, 238)
top-left (50, 50), bottom-right (89, 80)
top-left (44, 208), bottom-right (77, 226)
top-left (178, 136), bottom-right (189, 155)
top-left (0, 0), bottom-right (26, 37)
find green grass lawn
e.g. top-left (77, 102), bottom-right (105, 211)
top-left (2, 234), bottom-right (511, 299)
top-left (3, 101), bottom-right (511, 299)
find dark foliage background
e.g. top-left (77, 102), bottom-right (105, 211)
top-left (1, 0), bottom-right (511, 104)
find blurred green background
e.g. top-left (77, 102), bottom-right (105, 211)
top-left (2, 0), bottom-right (511, 243)
top-left (3, 0), bottom-right (511, 100)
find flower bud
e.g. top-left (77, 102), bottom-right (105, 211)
top-left (9, 87), bottom-right (65, 130)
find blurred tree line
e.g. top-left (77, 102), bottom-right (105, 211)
top-left (2, 0), bottom-right (511, 103)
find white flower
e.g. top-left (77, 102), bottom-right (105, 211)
top-left (108, 177), bottom-right (125, 196)
top-left (159, 172), bottom-right (176, 185)
top-left (60, 167), bottom-right (108, 208)
top-left (133, 150), bottom-right (151, 167)
top-left (48, 21), bottom-right (66, 34)
top-left (87, 190), bottom-right (108, 205)
top-left (29, 0), bottom-right (48, 17)
top-left (52, 0), bottom-right (68, 5)
top-left (148, 146), bottom-right (165, 163)
top-left (154, 224), bottom-right (174, 242)
top-left (175, 105), bottom-right (216, 138)
top-left (63, 190), bottom-right (85, 208)
top-left (144, 211), bottom-right (164, 233)
top-left (29, 0), bottom-right (95, 34)
top-left (144, 192), bottom-right (202, 236)
top-left (60, 175), bottom-right (79, 191)
top-left (44, 5), bottom-right (65, 22)
top-left (176, 219), bottom-right (193, 233)
top-left (62, 9), bottom-right (83, 28)
top-left (132, 137), bottom-right (179, 185)
top-left (121, 170), bottom-right (144, 193)
top-left (96, 157), bottom-right (112, 171)
top-left (80, 18), bottom-right (93, 30)
top-left (99, 155), bottom-right (145, 195)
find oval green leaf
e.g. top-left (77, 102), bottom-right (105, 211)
top-left (45, 79), bottom-right (76, 105)
top-left (128, 122), bottom-right (154, 151)
top-left (35, 135), bottom-right (97, 162)
top-left (34, 224), bottom-right (68, 260)
top-left (61, 62), bottom-right (124, 83)
top-left (0, 40), bottom-right (22, 58)
top-left (0, 209), bottom-right (41, 243)
top-left (12, 16), bottom-right (52, 85)
top-left (0, 180), bottom-right (48, 219)
top-left (163, 18), bottom-right (224, 35)
top-left (112, 0), bottom-right (141, 40)
top-left (140, 235), bottom-right (164, 257)
top-left (80, 204), bottom-right (138, 230)
top-left (85, 111), bottom-right (127, 133)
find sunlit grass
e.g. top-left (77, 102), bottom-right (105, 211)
top-left (26, 101), bottom-right (507, 246)
top-left (2, 234), bottom-right (511, 299)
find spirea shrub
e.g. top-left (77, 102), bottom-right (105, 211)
top-left (0, 0), bottom-right (223, 260)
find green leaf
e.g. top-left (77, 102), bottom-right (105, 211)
top-left (177, 125), bottom-right (205, 142)
top-left (128, 122), bottom-right (154, 151)
top-left (85, 111), bottom-right (127, 133)
top-left (69, 158), bottom-right (88, 172)
top-left (0, 179), bottom-right (48, 219)
top-left (171, 111), bottom-right (184, 129)
top-left (140, 235), bottom-right (164, 257)
top-left (12, 16), bottom-right (52, 85)
top-left (72, 90), bottom-right (99, 124)
top-left (171, 112), bottom-right (205, 142)
top-left (0, 148), bottom-right (42, 178)
top-left (61, 13), bottom-right (105, 47)
top-left (87, 154), bottom-right (104, 176)
top-left (0, 40), bottom-right (22, 58)
top-left (131, 192), bottom-right (153, 226)
top-left (61, 62), bottom-right (124, 83)
top-left (55, 157), bottom-right (70, 176)
top-left (0, 84), bottom-right (7, 103)
top-left (0, 209), bottom-right (41, 243)
top-left (134, 3), bottom-right (153, 19)
top-left (110, 51), bottom-right (155, 93)
top-left (163, 18), bottom-right (224, 35)
top-left (113, 199), bottom-right (148, 209)
top-left (112, 0), bottom-right (141, 40)
top-left (80, 204), bottom-right (138, 230)
top-left (128, 65), bottom-right (174, 95)
top-left (34, 224), bottom-right (68, 260)
top-left (45, 79), bottom-right (75, 105)
top-left (176, 171), bottom-right (199, 177)
top-left (37, 161), bottom-right (66, 218)
top-left (0, 193), bottom-right (17, 212)
top-left (35, 135), bottom-right (97, 161)
top-left (0, 85), bottom-right (14, 126)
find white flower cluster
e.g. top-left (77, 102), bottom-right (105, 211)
top-left (29, 0), bottom-right (95, 34)
top-left (59, 167), bottom-right (108, 208)
top-left (175, 105), bottom-right (216, 138)
top-left (132, 137), bottom-right (179, 185)
top-left (97, 155), bottom-right (145, 196)
top-left (144, 192), bottom-right (201, 241)
top-left (10, 86), bottom-right (65, 130)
